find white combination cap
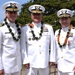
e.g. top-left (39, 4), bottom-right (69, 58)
top-left (57, 9), bottom-right (73, 18)
top-left (2, 1), bottom-right (20, 12)
top-left (28, 4), bottom-right (45, 13)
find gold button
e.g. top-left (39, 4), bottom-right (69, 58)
top-left (40, 52), bottom-right (41, 54)
top-left (39, 45), bottom-right (41, 47)
top-left (61, 56), bottom-right (63, 58)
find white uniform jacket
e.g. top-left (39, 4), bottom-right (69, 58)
top-left (21, 22), bottom-right (56, 68)
top-left (55, 27), bottom-right (75, 72)
top-left (0, 22), bottom-right (22, 73)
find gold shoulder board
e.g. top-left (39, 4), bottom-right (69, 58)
top-left (0, 23), bottom-right (2, 27)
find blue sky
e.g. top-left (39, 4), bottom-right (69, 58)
top-left (0, 0), bottom-right (30, 23)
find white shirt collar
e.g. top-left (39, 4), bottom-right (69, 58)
top-left (62, 25), bottom-right (70, 31)
top-left (6, 19), bottom-right (15, 27)
top-left (32, 22), bottom-right (41, 27)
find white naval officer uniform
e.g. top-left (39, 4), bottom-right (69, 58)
top-left (21, 22), bottom-right (56, 75)
top-left (0, 1), bottom-right (22, 75)
top-left (55, 8), bottom-right (75, 75)
top-left (0, 19), bottom-right (22, 75)
top-left (55, 26), bottom-right (75, 74)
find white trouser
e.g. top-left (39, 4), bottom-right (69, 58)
top-left (58, 71), bottom-right (75, 75)
top-left (25, 67), bottom-right (49, 75)
top-left (4, 71), bottom-right (21, 75)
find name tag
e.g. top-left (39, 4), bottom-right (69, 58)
top-left (5, 32), bottom-right (10, 34)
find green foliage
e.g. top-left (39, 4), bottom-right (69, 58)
top-left (17, 0), bottom-right (75, 31)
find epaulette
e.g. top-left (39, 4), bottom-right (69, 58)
top-left (26, 23), bottom-right (30, 26)
top-left (44, 23), bottom-right (54, 26)
top-left (24, 24), bottom-right (29, 26)
top-left (21, 25), bottom-right (26, 27)
top-left (0, 24), bottom-right (2, 27)
top-left (0, 23), bottom-right (4, 27)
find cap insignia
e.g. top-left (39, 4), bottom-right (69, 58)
top-left (35, 6), bottom-right (40, 10)
top-left (61, 10), bottom-right (67, 14)
top-left (10, 3), bottom-right (16, 8)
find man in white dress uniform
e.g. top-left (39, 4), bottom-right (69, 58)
top-left (21, 4), bottom-right (56, 75)
top-left (55, 8), bottom-right (75, 75)
top-left (0, 1), bottom-right (22, 75)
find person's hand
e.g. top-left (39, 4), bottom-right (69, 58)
top-left (24, 63), bottom-right (30, 69)
top-left (0, 69), bottom-right (4, 75)
top-left (49, 62), bottom-right (57, 68)
top-left (73, 66), bottom-right (75, 72)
